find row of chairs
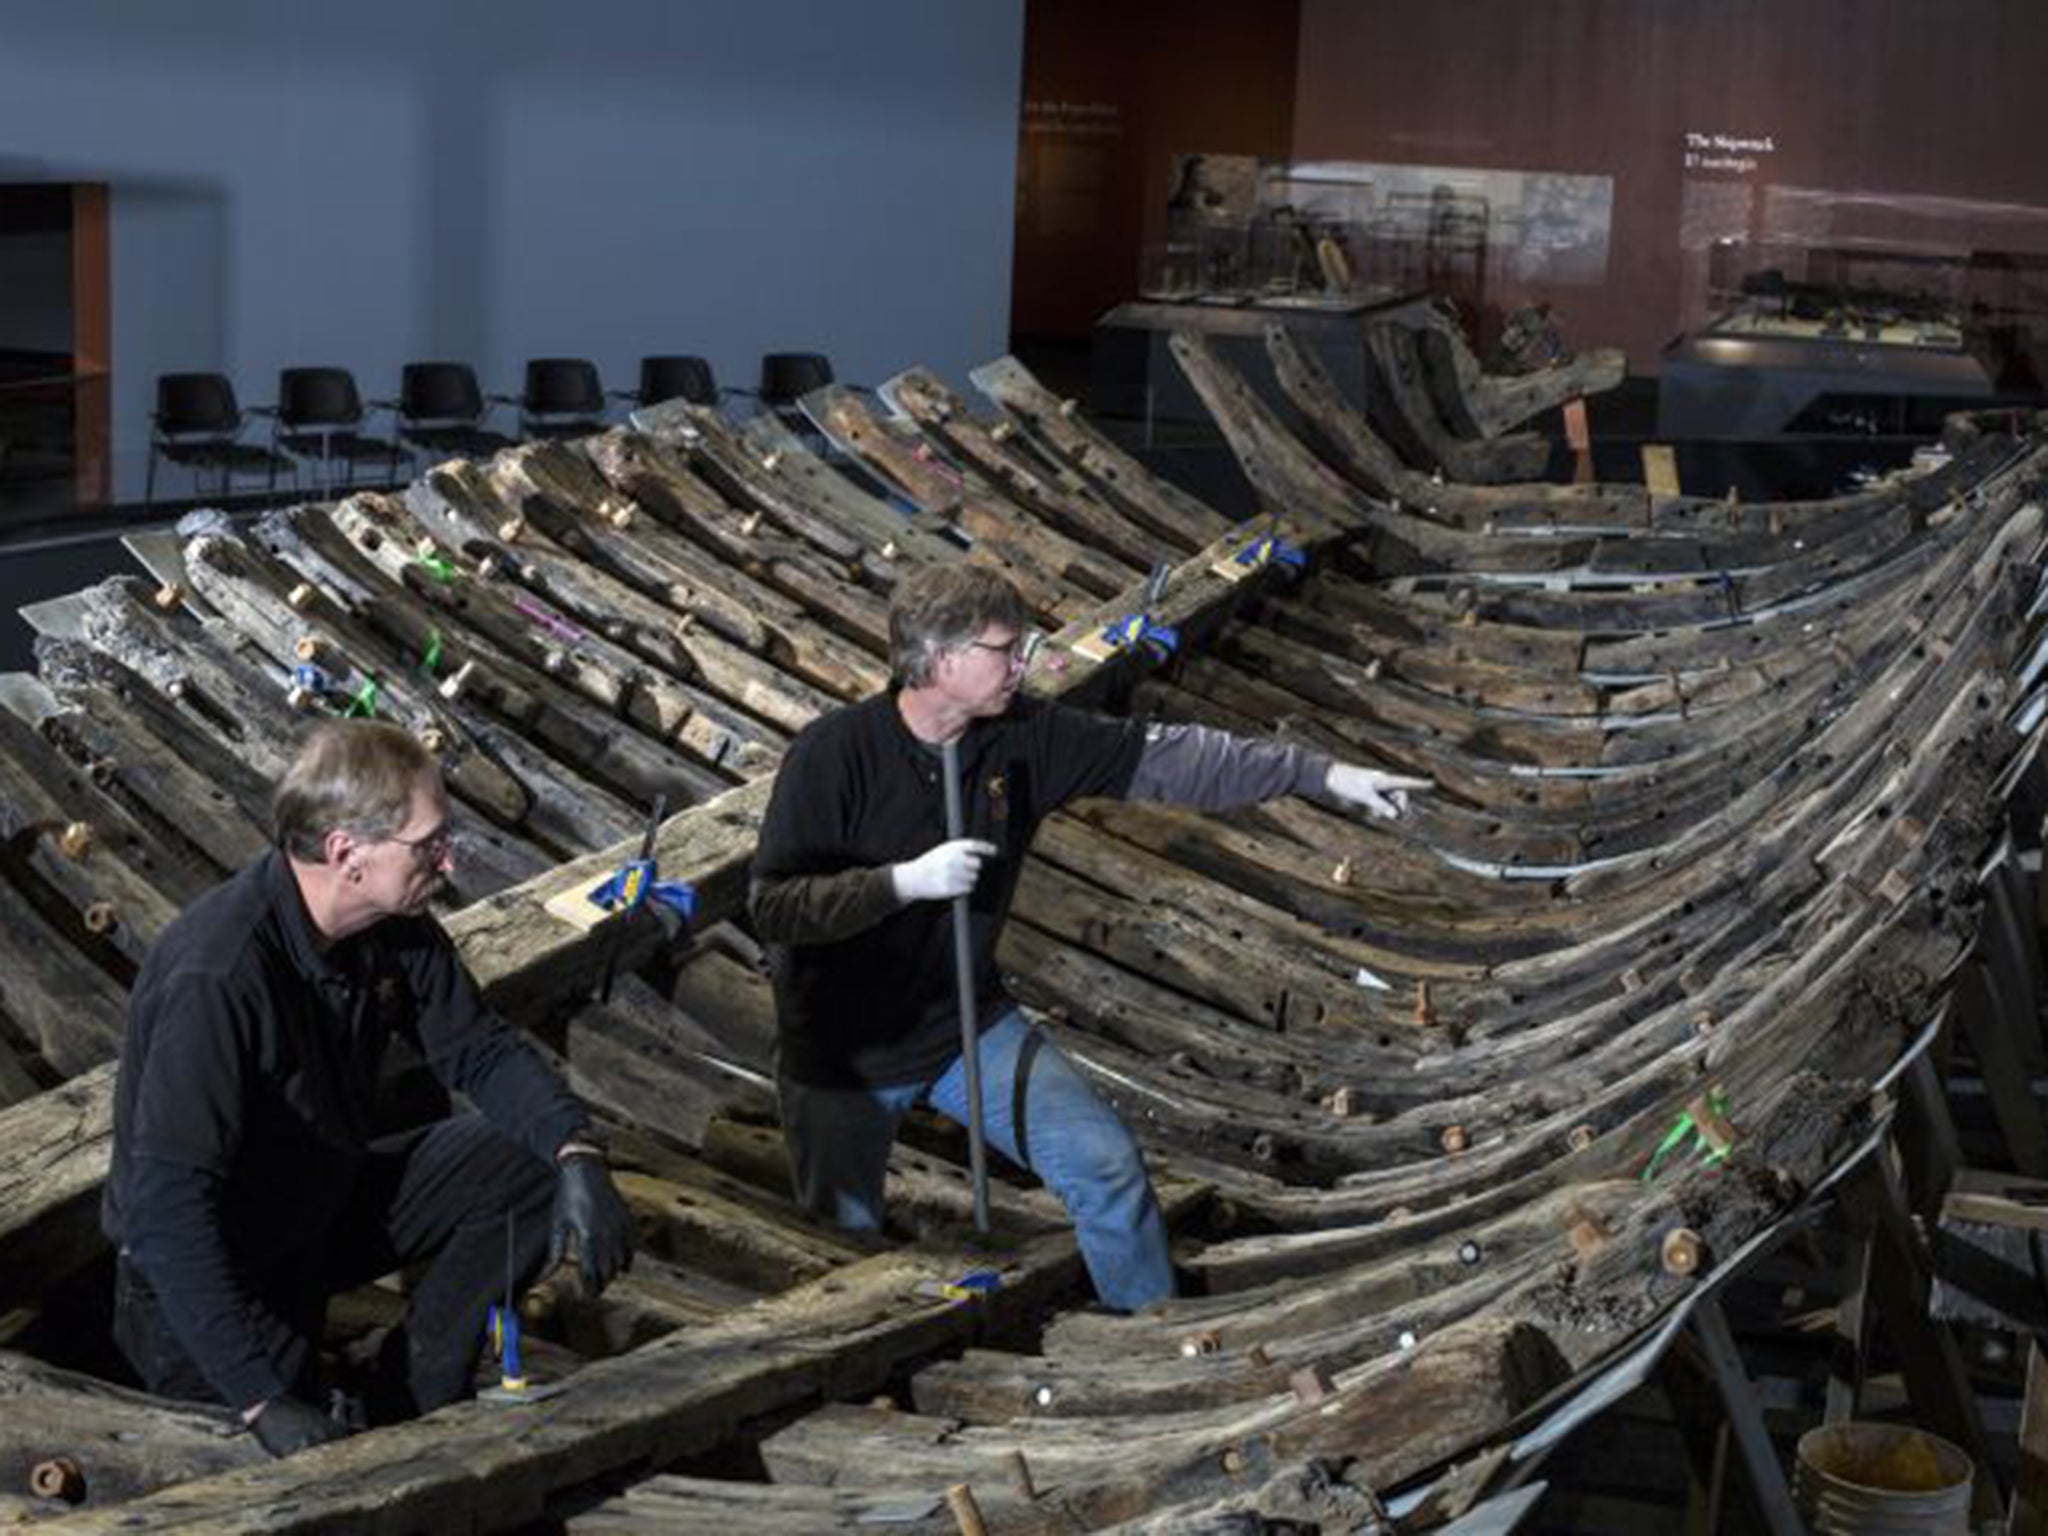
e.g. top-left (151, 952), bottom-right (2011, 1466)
top-left (144, 351), bottom-right (839, 506)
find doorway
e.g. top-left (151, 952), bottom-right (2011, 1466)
top-left (0, 183), bottom-right (110, 525)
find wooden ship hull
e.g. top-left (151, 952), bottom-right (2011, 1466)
top-left (0, 319), bottom-right (2041, 1533)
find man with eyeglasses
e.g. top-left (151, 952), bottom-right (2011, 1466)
top-left (104, 720), bottom-right (634, 1455)
top-left (752, 564), bottom-right (1427, 1312)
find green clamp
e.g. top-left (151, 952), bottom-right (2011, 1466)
top-left (342, 676), bottom-right (380, 719)
top-left (1641, 1087), bottom-right (1733, 1182)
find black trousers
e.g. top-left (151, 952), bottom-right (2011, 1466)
top-left (114, 1112), bottom-right (556, 1420)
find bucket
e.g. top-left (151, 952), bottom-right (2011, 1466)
top-left (1794, 1422), bottom-right (1973, 1535)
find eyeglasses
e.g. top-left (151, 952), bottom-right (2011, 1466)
top-left (382, 824), bottom-right (455, 863)
top-left (964, 632), bottom-right (1042, 668)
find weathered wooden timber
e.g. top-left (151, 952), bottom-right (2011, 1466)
top-left (0, 326), bottom-right (2043, 1536)
top-left (1362, 320), bottom-right (1552, 484)
top-left (1408, 299), bottom-right (1626, 442)
top-left (0, 1353), bottom-right (263, 1509)
top-left (808, 384), bottom-right (1141, 619)
top-left (967, 355), bottom-right (1234, 553)
top-left (881, 366), bottom-right (1181, 573)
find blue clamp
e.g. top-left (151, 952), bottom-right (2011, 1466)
top-left (487, 1303), bottom-right (526, 1390)
top-left (1233, 532), bottom-right (1307, 574)
top-left (588, 857), bottom-right (698, 922)
top-left (1098, 612), bottom-right (1179, 660)
top-left (290, 663), bottom-right (334, 699)
top-left (931, 1268), bottom-right (1003, 1301)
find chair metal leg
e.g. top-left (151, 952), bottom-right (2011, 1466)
top-left (145, 446), bottom-right (157, 507)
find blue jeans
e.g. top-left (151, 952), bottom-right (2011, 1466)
top-left (779, 1011), bottom-right (1173, 1311)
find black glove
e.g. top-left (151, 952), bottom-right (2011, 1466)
top-left (249, 1395), bottom-right (348, 1458)
top-left (551, 1153), bottom-right (634, 1296)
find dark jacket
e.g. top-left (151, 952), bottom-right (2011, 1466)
top-left (751, 692), bottom-right (1327, 1088)
top-left (104, 851), bottom-right (587, 1409)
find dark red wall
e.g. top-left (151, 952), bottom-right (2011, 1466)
top-left (1011, 0), bottom-right (1301, 338)
top-left (1292, 0), bottom-right (2048, 370)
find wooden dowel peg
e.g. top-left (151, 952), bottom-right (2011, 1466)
top-left (1289, 1363), bottom-right (1334, 1404)
top-left (29, 1457), bottom-right (84, 1503)
top-left (943, 1482), bottom-right (988, 1536)
top-left (1660, 1226), bottom-right (1705, 1277)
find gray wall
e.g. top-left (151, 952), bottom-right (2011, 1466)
top-left (0, 0), bottom-right (1025, 501)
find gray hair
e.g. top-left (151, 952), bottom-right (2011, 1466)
top-left (272, 720), bottom-right (437, 862)
top-left (889, 564), bottom-right (1029, 687)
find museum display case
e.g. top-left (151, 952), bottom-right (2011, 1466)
top-left (1663, 187), bottom-right (2048, 438)
top-left (1141, 153), bottom-right (1611, 334)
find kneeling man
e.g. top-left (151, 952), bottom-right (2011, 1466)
top-left (105, 720), bottom-right (633, 1454)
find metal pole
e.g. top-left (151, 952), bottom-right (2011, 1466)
top-left (940, 736), bottom-right (991, 1234)
top-left (594, 793), bottom-right (665, 1004)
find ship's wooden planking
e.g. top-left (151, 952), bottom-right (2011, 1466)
top-left (0, 324), bottom-right (2040, 1532)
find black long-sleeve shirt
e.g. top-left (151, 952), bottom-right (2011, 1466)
top-left (750, 694), bottom-right (1328, 1088)
top-left (102, 851), bottom-right (588, 1410)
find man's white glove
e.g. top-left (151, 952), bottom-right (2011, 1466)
top-left (1324, 763), bottom-right (1433, 820)
top-left (892, 839), bottom-right (999, 902)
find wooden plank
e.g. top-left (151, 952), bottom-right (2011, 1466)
top-left (968, 355), bottom-right (1231, 553)
top-left (2014, 1341), bottom-right (2048, 1536)
top-left (0, 1062), bottom-right (116, 1318)
top-left (26, 1187), bottom-right (1203, 1536)
top-left (0, 1351), bottom-right (263, 1510)
top-left (1640, 446), bottom-right (1681, 499)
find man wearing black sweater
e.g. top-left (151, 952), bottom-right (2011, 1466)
top-left (752, 565), bottom-right (1425, 1310)
top-left (105, 721), bottom-right (633, 1455)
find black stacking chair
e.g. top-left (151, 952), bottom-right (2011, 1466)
top-left (515, 357), bottom-right (608, 439)
top-left (379, 362), bottom-right (517, 466)
top-left (145, 372), bottom-right (286, 507)
top-left (757, 351), bottom-right (835, 414)
top-left (271, 367), bottom-right (404, 495)
top-left (736, 351), bottom-right (840, 451)
top-left (612, 354), bottom-right (721, 410)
